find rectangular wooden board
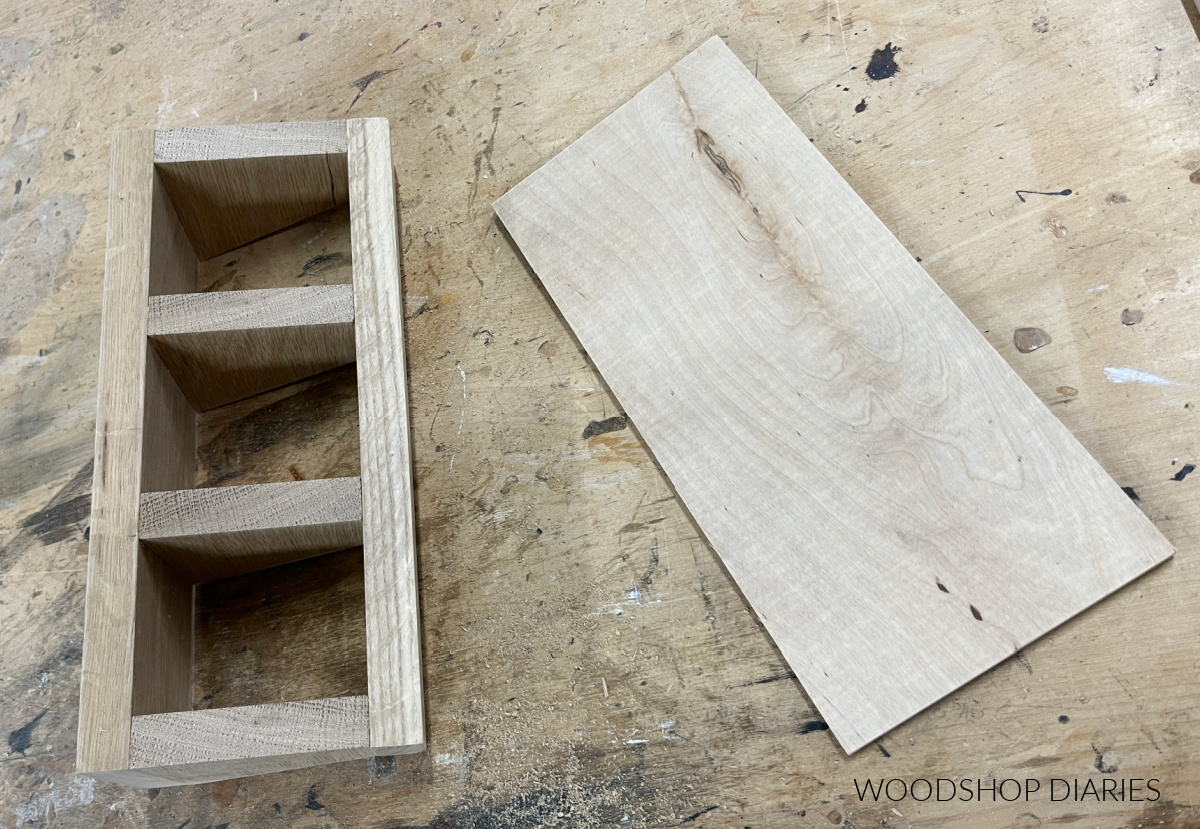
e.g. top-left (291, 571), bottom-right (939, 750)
top-left (78, 129), bottom-right (157, 774)
top-left (347, 117), bottom-right (424, 751)
top-left (139, 477), bottom-right (363, 582)
top-left (108, 696), bottom-right (410, 788)
top-left (147, 285), bottom-right (357, 411)
top-left (493, 36), bottom-right (1175, 754)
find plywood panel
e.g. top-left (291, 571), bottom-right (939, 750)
top-left (346, 118), bottom-right (424, 752)
top-left (493, 36), bottom-right (1175, 754)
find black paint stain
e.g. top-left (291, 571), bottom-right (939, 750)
top-left (368, 754), bottom-right (397, 780)
top-left (1171, 464), bottom-right (1195, 481)
top-left (300, 251), bottom-right (344, 276)
top-left (405, 301), bottom-right (439, 321)
top-left (582, 415), bottom-right (628, 439)
top-left (865, 43), bottom-right (900, 80)
top-left (877, 742), bottom-right (891, 757)
top-left (641, 542), bottom-right (660, 587)
top-left (14, 179), bottom-right (21, 194)
top-left (8, 709), bottom-right (48, 755)
top-left (347, 68), bottom-right (396, 112)
top-left (298, 31), bottom-right (310, 41)
top-left (1121, 486), bottom-right (1140, 501)
top-left (1015, 188), bottom-right (1072, 203)
top-left (970, 604), bottom-right (983, 621)
top-left (305, 785), bottom-right (325, 810)
top-left (20, 461), bottom-right (93, 545)
top-left (174, 819), bottom-right (191, 829)
top-left (63, 149), bottom-right (75, 161)
top-left (1092, 744), bottom-right (1118, 774)
top-left (469, 106), bottom-right (502, 207)
top-left (747, 669), bottom-right (797, 686)
top-left (854, 98), bottom-right (867, 113)
top-left (800, 720), bottom-right (830, 734)
top-left (1059, 714), bottom-right (1070, 723)
top-left (936, 579), bottom-right (949, 593)
top-left (695, 128), bottom-right (743, 195)
top-left (682, 805), bottom-right (718, 822)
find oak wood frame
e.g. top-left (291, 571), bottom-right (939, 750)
top-left (77, 119), bottom-right (423, 787)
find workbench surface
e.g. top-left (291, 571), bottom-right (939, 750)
top-left (2, 1), bottom-right (1198, 826)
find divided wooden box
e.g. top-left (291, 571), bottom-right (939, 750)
top-left (77, 119), bottom-right (423, 787)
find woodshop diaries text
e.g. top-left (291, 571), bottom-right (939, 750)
top-left (853, 778), bottom-right (1161, 803)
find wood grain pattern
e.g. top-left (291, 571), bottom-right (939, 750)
top-left (494, 36), bottom-right (1175, 753)
top-left (153, 121), bottom-right (349, 162)
top-left (106, 696), bottom-right (410, 787)
top-left (155, 122), bottom-right (351, 259)
top-left (19, 2), bottom-right (1200, 823)
top-left (139, 477), bottom-right (363, 582)
top-left (147, 286), bottom-right (357, 411)
top-left (192, 547), bottom-right (368, 710)
top-left (347, 117), bottom-right (424, 752)
top-left (76, 129), bottom-right (157, 775)
top-left (130, 546), bottom-right (193, 716)
top-left (147, 284), bottom-right (354, 333)
top-left (147, 167), bottom-right (197, 296)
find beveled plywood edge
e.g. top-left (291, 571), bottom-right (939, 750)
top-left (77, 128), bottom-right (158, 775)
top-left (347, 117), bottom-right (426, 750)
top-left (147, 285), bottom-right (355, 335)
top-left (139, 478), bottom-right (363, 582)
top-left (153, 121), bottom-right (348, 163)
top-left (128, 697), bottom-right (370, 778)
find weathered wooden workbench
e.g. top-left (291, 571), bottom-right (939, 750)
top-left (2, 0), bottom-right (1199, 826)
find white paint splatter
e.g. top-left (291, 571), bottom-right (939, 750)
top-left (592, 584), bottom-right (661, 616)
top-left (155, 78), bottom-right (175, 124)
top-left (449, 362), bottom-right (468, 472)
top-left (659, 720), bottom-right (675, 730)
top-left (624, 738), bottom-right (649, 745)
top-left (252, 87), bottom-right (258, 101)
top-left (1104, 367), bottom-right (1177, 386)
top-left (15, 777), bottom-right (95, 824)
top-left (1087, 284), bottom-right (1109, 294)
top-left (434, 753), bottom-right (465, 767)
top-left (908, 159), bottom-right (936, 166)
top-left (0, 355), bottom-right (47, 374)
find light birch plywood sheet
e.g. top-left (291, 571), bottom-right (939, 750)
top-left (493, 36), bottom-right (1175, 754)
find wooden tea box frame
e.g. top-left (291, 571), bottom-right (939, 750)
top-left (76, 119), bottom-right (423, 787)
